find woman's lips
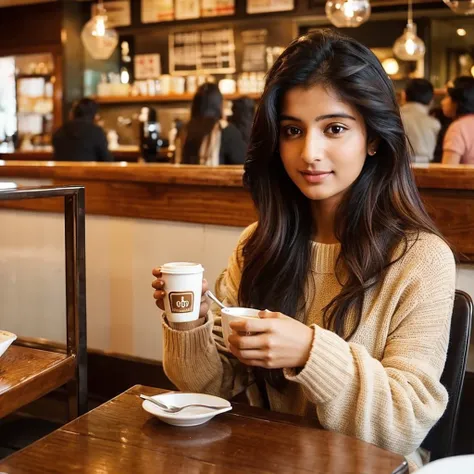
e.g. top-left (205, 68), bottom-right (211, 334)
top-left (300, 171), bottom-right (333, 184)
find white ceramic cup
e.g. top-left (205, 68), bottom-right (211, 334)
top-left (221, 307), bottom-right (260, 350)
top-left (0, 330), bottom-right (17, 358)
top-left (161, 262), bottom-right (204, 323)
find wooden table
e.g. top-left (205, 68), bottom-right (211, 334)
top-left (0, 385), bottom-right (408, 473)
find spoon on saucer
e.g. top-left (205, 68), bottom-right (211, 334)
top-left (140, 394), bottom-right (224, 413)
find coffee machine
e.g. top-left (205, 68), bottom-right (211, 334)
top-left (138, 106), bottom-right (162, 162)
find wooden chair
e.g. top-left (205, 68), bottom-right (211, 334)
top-left (422, 290), bottom-right (473, 460)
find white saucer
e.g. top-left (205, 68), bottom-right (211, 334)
top-left (141, 392), bottom-right (232, 427)
top-left (0, 330), bottom-right (17, 358)
top-left (417, 455), bottom-right (474, 473)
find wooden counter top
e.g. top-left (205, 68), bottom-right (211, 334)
top-left (0, 147), bottom-right (171, 163)
top-left (0, 161), bottom-right (473, 261)
top-left (1, 161), bottom-right (474, 189)
top-left (0, 161), bottom-right (244, 187)
top-left (413, 163), bottom-right (474, 190)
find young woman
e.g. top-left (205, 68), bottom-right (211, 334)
top-left (153, 30), bottom-right (455, 471)
top-left (175, 82), bottom-right (246, 165)
top-left (441, 76), bottom-right (474, 164)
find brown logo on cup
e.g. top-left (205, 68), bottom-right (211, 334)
top-left (169, 292), bottom-right (194, 313)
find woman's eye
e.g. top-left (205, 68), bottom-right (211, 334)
top-left (283, 126), bottom-right (302, 137)
top-left (326, 125), bottom-right (347, 136)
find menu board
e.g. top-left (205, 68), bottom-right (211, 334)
top-left (141, 0), bottom-right (174, 23)
top-left (201, 0), bottom-right (235, 17)
top-left (246, 0), bottom-right (294, 14)
top-left (175, 0), bottom-right (200, 20)
top-left (169, 28), bottom-right (236, 75)
top-left (135, 54), bottom-right (162, 79)
top-left (92, 1), bottom-right (131, 27)
top-left (242, 29), bottom-right (268, 72)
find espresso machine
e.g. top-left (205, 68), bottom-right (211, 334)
top-left (138, 106), bottom-right (162, 162)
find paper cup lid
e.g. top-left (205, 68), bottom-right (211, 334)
top-left (161, 262), bottom-right (204, 275)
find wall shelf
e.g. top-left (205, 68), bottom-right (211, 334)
top-left (94, 93), bottom-right (261, 104)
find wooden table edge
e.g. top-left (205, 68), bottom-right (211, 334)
top-left (0, 353), bottom-right (76, 419)
top-left (0, 384), bottom-right (408, 474)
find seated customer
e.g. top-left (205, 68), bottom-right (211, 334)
top-left (442, 76), bottom-right (474, 164)
top-left (400, 79), bottom-right (440, 163)
top-left (175, 83), bottom-right (246, 165)
top-left (53, 98), bottom-right (113, 162)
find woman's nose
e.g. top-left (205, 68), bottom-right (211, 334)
top-left (301, 129), bottom-right (323, 164)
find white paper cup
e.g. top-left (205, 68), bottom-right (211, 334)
top-left (161, 262), bottom-right (204, 323)
top-left (221, 307), bottom-right (260, 350)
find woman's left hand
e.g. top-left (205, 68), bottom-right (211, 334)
top-left (228, 311), bottom-right (314, 369)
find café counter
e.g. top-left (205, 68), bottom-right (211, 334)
top-left (0, 146), bottom-right (171, 163)
top-left (0, 161), bottom-right (473, 260)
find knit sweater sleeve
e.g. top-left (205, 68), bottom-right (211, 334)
top-left (161, 223), bottom-right (257, 399)
top-left (284, 236), bottom-right (455, 456)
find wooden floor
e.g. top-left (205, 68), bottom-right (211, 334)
top-left (0, 415), bottom-right (60, 459)
top-left (0, 389), bottom-right (102, 460)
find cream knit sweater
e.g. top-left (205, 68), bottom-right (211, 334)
top-left (162, 224), bottom-right (455, 470)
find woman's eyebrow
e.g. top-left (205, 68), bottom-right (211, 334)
top-left (279, 113), bottom-right (356, 122)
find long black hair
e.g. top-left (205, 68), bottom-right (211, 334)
top-left (239, 29), bottom-right (442, 389)
top-left (448, 75), bottom-right (474, 117)
top-left (182, 83), bottom-right (223, 164)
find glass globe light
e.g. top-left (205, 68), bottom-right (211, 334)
top-left (443, 1), bottom-right (474, 15)
top-left (382, 58), bottom-right (400, 76)
top-left (81, 2), bottom-right (118, 60)
top-left (325, 0), bottom-right (371, 28)
top-left (393, 22), bottom-right (425, 61)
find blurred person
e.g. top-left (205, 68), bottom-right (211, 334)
top-left (229, 96), bottom-right (256, 144)
top-left (400, 79), bottom-right (440, 163)
top-left (52, 98), bottom-right (113, 162)
top-left (441, 76), bottom-right (474, 164)
top-left (430, 106), bottom-right (452, 163)
top-left (175, 83), bottom-right (246, 165)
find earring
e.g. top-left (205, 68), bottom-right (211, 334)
top-left (368, 149), bottom-right (377, 156)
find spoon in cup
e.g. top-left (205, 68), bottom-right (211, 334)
top-left (205, 290), bottom-right (226, 309)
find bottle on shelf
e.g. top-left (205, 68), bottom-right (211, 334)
top-left (138, 106), bottom-right (161, 162)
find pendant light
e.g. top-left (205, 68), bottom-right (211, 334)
top-left (325, 0), bottom-right (371, 28)
top-left (81, 0), bottom-right (118, 60)
top-left (393, 0), bottom-right (425, 61)
top-left (443, 1), bottom-right (474, 15)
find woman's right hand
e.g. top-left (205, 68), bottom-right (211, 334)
top-left (152, 268), bottom-right (210, 318)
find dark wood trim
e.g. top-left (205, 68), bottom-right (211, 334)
top-left (0, 44), bottom-right (62, 58)
top-left (0, 161), bottom-right (244, 186)
top-left (0, 179), bottom-right (255, 227)
top-left (53, 52), bottom-right (63, 132)
top-left (414, 164), bottom-right (474, 191)
top-left (87, 350), bottom-right (175, 402)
